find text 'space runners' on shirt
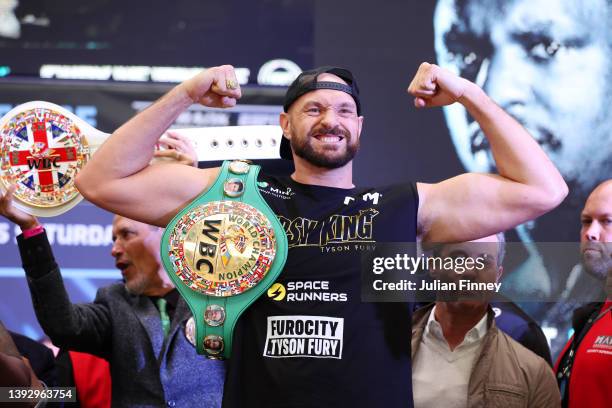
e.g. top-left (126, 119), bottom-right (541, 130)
top-left (223, 174), bottom-right (419, 408)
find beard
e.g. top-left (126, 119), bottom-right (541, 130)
top-left (581, 242), bottom-right (612, 282)
top-left (291, 125), bottom-right (359, 169)
top-left (124, 274), bottom-right (149, 295)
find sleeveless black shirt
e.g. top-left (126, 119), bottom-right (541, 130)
top-left (223, 174), bottom-right (418, 408)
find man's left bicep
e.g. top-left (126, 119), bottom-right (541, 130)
top-left (418, 173), bottom-right (545, 243)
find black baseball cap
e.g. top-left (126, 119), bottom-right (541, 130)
top-left (280, 66), bottom-right (361, 160)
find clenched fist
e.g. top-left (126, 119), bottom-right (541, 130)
top-left (180, 65), bottom-right (242, 108)
top-left (407, 62), bottom-right (472, 108)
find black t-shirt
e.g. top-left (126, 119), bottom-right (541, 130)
top-left (223, 174), bottom-right (418, 408)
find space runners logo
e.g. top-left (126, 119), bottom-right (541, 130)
top-left (264, 316), bottom-right (344, 359)
top-left (267, 280), bottom-right (348, 303)
top-left (267, 282), bottom-right (287, 301)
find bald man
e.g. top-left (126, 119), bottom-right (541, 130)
top-left (555, 180), bottom-right (612, 408)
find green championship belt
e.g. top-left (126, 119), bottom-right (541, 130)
top-left (161, 160), bottom-right (287, 359)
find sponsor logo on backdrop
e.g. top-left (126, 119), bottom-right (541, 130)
top-left (257, 59), bottom-right (302, 86)
top-left (39, 59), bottom-right (301, 86)
top-left (0, 223), bottom-right (112, 246)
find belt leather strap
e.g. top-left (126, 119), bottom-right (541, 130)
top-left (161, 160), bottom-right (287, 359)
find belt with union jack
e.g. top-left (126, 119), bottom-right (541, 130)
top-left (160, 160), bottom-right (288, 359)
top-left (0, 101), bottom-right (282, 217)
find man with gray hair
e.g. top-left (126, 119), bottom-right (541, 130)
top-left (0, 137), bottom-right (225, 407)
top-left (412, 234), bottom-right (560, 407)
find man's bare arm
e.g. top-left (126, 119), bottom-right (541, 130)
top-left (0, 321), bottom-right (20, 359)
top-left (0, 322), bottom-right (44, 401)
top-left (408, 63), bottom-right (568, 243)
top-left (75, 65), bottom-right (241, 226)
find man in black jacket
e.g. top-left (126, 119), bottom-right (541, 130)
top-left (0, 185), bottom-right (225, 408)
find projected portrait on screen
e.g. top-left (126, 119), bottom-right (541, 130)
top-left (434, 0), bottom-right (611, 199)
top-left (433, 0), bottom-right (612, 358)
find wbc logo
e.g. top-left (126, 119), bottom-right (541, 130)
top-left (0, 108), bottom-right (89, 208)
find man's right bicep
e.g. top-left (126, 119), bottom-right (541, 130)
top-left (79, 164), bottom-right (218, 227)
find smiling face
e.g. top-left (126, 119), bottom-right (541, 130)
top-left (280, 73), bottom-right (364, 169)
top-left (434, 0), bottom-right (612, 196)
top-left (580, 181), bottom-right (612, 285)
top-left (111, 216), bottom-right (165, 295)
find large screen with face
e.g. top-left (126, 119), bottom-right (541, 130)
top-left (432, 0), bottom-right (611, 355)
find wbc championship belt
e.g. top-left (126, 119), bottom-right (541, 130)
top-left (0, 101), bottom-right (282, 217)
top-left (161, 160), bottom-right (287, 359)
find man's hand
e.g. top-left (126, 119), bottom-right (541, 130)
top-left (180, 65), bottom-right (242, 108)
top-left (75, 65), bottom-right (234, 226)
top-left (154, 131), bottom-right (199, 167)
top-left (0, 186), bottom-right (39, 231)
top-left (407, 62), bottom-right (471, 108)
top-left (0, 321), bottom-right (44, 404)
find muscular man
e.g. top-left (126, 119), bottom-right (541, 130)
top-left (75, 63), bottom-right (567, 406)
